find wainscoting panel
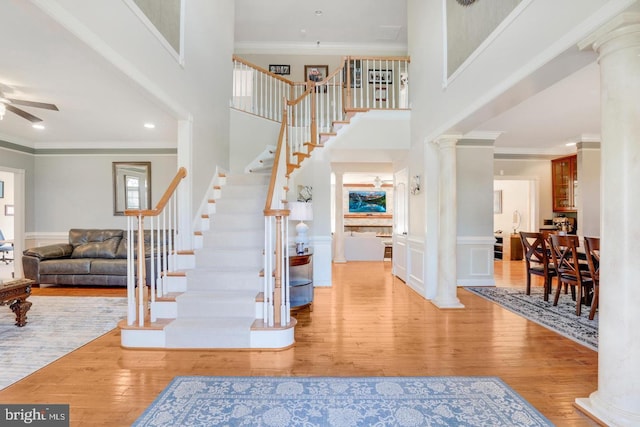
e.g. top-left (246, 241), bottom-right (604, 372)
top-left (310, 235), bottom-right (332, 287)
top-left (407, 237), bottom-right (425, 296)
top-left (393, 235), bottom-right (407, 281)
top-left (456, 236), bottom-right (495, 287)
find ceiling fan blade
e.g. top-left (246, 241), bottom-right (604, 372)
top-left (6, 104), bottom-right (43, 123)
top-left (7, 98), bottom-right (59, 111)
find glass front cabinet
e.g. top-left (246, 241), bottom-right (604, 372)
top-left (551, 154), bottom-right (577, 212)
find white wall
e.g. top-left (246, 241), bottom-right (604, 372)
top-left (33, 153), bottom-right (176, 232)
top-left (230, 109), bottom-right (281, 174)
top-left (493, 180), bottom-right (531, 234)
top-left (45, 0), bottom-right (234, 217)
top-left (494, 157), bottom-right (552, 230)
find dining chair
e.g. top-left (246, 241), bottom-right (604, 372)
top-left (519, 231), bottom-right (556, 301)
top-left (583, 236), bottom-right (600, 320)
top-left (549, 234), bottom-right (594, 316)
top-left (0, 229), bottom-right (13, 264)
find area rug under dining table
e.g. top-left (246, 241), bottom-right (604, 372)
top-left (465, 286), bottom-right (598, 351)
top-left (132, 376), bottom-right (553, 426)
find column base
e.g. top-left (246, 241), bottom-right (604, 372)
top-left (333, 257), bottom-right (347, 263)
top-left (431, 297), bottom-right (464, 309)
top-left (576, 392), bottom-right (640, 427)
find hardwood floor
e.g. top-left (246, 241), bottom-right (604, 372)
top-left (0, 260), bottom-right (599, 426)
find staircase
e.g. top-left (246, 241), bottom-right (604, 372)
top-left (120, 173), bottom-right (295, 349)
top-left (121, 55), bottom-right (410, 350)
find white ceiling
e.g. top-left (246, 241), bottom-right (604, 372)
top-left (0, 0), bottom-right (600, 156)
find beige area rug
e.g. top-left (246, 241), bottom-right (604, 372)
top-left (0, 295), bottom-right (127, 389)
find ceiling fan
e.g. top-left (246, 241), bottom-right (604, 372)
top-left (0, 91), bottom-right (59, 123)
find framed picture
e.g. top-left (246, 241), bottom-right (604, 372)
top-left (368, 69), bottom-right (393, 84)
top-left (0, 180), bottom-right (3, 198)
top-left (304, 65), bottom-right (328, 83)
top-left (5, 205), bottom-right (14, 216)
top-left (374, 86), bottom-right (387, 102)
top-left (343, 60), bottom-right (361, 88)
top-left (493, 190), bottom-right (503, 214)
top-left (269, 64), bottom-right (290, 75)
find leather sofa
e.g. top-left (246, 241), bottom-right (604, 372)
top-left (22, 229), bottom-right (162, 287)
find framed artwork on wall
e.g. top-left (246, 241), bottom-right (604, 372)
top-left (374, 87), bottom-right (387, 102)
top-left (269, 64), bottom-right (290, 75)
top-left (494, 190), bottom-right (503, 214)
top-left (0, 180), bottom-right (3, 198)
top-left (368, 69), bottom-right (393, 84)
top-left (304, 65), bottom-right (328, 83)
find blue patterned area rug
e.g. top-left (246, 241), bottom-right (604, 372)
top-left (133, 376), bottom-right (553, 426)
top-left (0, 296), bottom-right (127, 389)
top-left (465, 287), bottom-right (598, 351)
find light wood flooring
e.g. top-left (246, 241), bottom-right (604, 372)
top-left (0, 260), bottom-right (599, 426)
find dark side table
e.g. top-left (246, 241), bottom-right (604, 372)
top-left (290, 253), bottom-right (313, 311)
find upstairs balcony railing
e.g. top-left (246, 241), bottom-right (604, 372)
top-left (232, 55), bottom-right (410, 175)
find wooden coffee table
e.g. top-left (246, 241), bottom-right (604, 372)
top-left (0, 278), bottom-right (34, 327)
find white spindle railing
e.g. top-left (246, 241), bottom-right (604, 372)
top-left (343, 56), bottom-right (410, 111)
top-left (125, 167), bottom-right (187, 327)
top-left (232, 56), bottom-right (298, 122)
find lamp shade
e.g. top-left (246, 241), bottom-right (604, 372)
top-left (289, 202), bottom-right (313, 221)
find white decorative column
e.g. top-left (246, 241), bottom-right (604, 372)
top-left (333, 171), bottom-right (347, 263)
top-left (576, 12), bottom-right (640, 426)
top-left (432, 137), bottom-right (464, 309)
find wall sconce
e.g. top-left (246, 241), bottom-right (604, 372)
top-left (410, 175), bottom-right (421, 195)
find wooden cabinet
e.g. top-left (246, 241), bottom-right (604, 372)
top-left (289, 253), bottom-right (313, 310)
top-left (552, 155), bottom-right (577, 212)
top-left (510, 234), bottom-right (523, 261)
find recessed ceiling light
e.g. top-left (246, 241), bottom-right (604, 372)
top-left (566, 142), bottom-right (577, 146)
top-left (314, 10), bottom-right (323, 16)
top-left (32, 124), bottom-right (45, 130)
top-left (144, 123), bottom-right (155, 129)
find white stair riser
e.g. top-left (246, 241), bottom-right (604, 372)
top-left (202, 232), bottom-right (263, 249)
top-left (215, 198), bottom-right (264, 213)
top-left (151, 300), bottom-right (177, 319)
top-left (177, 254), bottom-right (196, 270)
top-left (225, 174), bottom-right (270, 186)
top-left (210, 213), bottom-right (264, 229)
top-left (176, 297), bottom-right (255, 318)
top-left (195, 249), bottom-right (262, 268)
top-left (219, 186), bottom-right (267, 199)
top-left (186, 271), bottom-right (260, 291)
top-left (166, 275), bottom-right (187, 292)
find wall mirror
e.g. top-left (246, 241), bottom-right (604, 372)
top-left (113, 162), bottom-right (151, 216)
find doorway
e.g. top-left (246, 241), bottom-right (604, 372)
top-left (0, 168), bottom-right (25, 281)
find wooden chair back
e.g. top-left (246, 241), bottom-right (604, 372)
top-left (583, 237), bottom-right (600, 284)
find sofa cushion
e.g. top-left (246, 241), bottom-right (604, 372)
top-left (69, 229), bottom-right (123, 259)
top-left (39, 259), bottom-right (92, 275)
top-left (90, 259), bottom-right (128, 276)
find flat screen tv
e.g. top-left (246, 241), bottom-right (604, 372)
top-left (348, 191), bottom-right (386, 213)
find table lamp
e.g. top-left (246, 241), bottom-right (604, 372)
top-left (289, 202), bottom-right (313, 254)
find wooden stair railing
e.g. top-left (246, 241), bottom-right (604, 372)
top-left (263, 106), bottom-right (291, 327)
top-left (124, 167), bottom-right (187, 327)
top-left (232, 55), bottom-right (411, 174)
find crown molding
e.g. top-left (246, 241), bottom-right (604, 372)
top-left (234, 41), bottom-right (408, 56)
